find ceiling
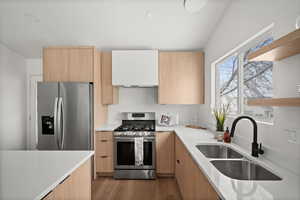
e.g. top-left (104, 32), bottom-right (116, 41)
top-left (0, 0), bottom-right (231, 58)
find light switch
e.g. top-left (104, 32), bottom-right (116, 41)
top-left (285, 129), bottom-right (300, 144)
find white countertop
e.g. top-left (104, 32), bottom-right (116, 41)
top-left (156, 126), bottom-right (177, 132)
top-left (173, 127), bottom-right (300, 200)
top-left (0, 150), bottom-right (94, 200)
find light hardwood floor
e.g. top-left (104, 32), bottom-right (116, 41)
top-left (92, 177), bottom-right (182, 200)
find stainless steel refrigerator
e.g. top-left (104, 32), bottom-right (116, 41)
top-left (37, 82), bottom-right (93, 150)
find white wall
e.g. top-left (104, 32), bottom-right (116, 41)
top-left (0, 43), bottom-right (27, 150)
top-left (201, 0), bottom-right (300, 175)
top-left (108, 87), bottom-right (200, 125)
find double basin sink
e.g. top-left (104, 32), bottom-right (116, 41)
top-left (196, 144), bottom-right (282, 181)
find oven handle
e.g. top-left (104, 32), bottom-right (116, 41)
top-left (114, 137), bottom-right (155, 141)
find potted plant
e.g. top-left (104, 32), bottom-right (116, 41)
top-left (213, 104), bottom-right (229, 137)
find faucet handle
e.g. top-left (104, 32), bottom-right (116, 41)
top-left (259, 143), bottom-right (264, 155)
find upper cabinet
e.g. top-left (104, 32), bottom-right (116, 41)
top-left (159, 51), bottom-right (205, 104)
top-left (112, 50), bottom-right (158, 87)
top-left (43, 46), bottom-right (95, 82)
top-left (43, 48), bottom-right (69, 82)
top-left (101, 52), bottom-right (119, 105)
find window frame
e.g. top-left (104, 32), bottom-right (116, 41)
top-left (211, 24), bottom-right (275, 124)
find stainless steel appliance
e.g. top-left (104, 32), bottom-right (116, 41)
top-left (37, 82), bottom-right (93, 150)
top-left (114, 112), bottom-right (156, 179)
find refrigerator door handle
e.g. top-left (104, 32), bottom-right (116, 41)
top-left (57, 97), bottom-right (64, 150)
top-left (54, 97), bottom-right (59, 149)
top-left (59, 97), bottom-right (65, 149)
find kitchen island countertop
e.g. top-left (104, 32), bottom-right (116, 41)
top-left (0, 150), bottom-right (94, 200)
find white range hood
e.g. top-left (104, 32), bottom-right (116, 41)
top-left (112, 50), bottom-right (158, 87)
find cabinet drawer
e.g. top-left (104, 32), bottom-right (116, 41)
top-left (96, 156), bottom-right (113, 173)
top-left (96, 140), bottom-right (113, 156)
top-left (96, 131), bottom-right (113, 141)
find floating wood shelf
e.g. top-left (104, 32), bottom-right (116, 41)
top-left (247, 98), bottom-right (300, 107)
top-left (248, 28), bottom-right (300, 61)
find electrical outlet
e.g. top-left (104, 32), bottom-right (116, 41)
top-left (297, 84), bottom-right (300, 95)
top-left (285, 129), bottom-right (300, 144)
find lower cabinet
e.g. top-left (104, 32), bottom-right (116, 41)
top-left (95, 131), bottom-right (114, 175)
top-left (42, 158), bottom-right (91, 200)
top-left (175, 136), bottom-right (218, 200)
top-left (156, 131), bottom-right (175, 176)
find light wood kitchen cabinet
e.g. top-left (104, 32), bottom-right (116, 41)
top-left (68, 48), bottom-right (94, 82)
top-left (93, 52), bottom-right (108, 128)
top-left (52, 175), bottom-right (73, 200)
top-left (43, 48), bottom-right (69, 82)
top-left (175, 136), bottom-right (218, 200)
top-left (156, 131), bottom-right (175, 175)
top-left (48, 158), bottom-right (91, 200)
top-left (159, 51), bottom-right (205, 104)
top-left (95, 131), bottom-right (114, 174)
top-left (70, 159), bottom-right (92, 200)
top-left (43, 46), bottom-right (95, 82)
top-left (101, 52), bottom-right (119, 104)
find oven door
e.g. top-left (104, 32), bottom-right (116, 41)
top-left (114, 137), bottom-right (155, 170)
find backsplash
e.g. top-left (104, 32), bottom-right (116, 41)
top-left (107, 87), bottom-right (200, 126)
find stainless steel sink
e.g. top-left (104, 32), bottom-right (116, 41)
top-left (196, 144), bottom-right (243, 159)
top-left (210, 160), bottom-right (282, 181)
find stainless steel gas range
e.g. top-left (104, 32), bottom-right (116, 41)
top-left (113, 112), bottom-right (156, 179)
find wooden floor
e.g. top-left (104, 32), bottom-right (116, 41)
top-left (92, 177), bottom-right (182, 200)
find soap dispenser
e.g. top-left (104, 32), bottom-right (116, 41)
top-left (223, 127), bottom-right (231, 143)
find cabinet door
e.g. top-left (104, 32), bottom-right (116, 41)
top-left (101, 52), bottom-right (119, 104)
top-left (175, 136), bottom-right (218, 200)
top-left (70, 158), bottom-right (92, 200)
top-left (159, 51), bottom-right (204, 104)
top-left (156, 132), bottom-right (174, 175)
top-left (194, 162), bottom-right (218, 200)
top-left (43, 48), bottom-right (69, 82)
top-left (52, 175), bottom-right (73, 200)
top-left (69, 47), bottom-right (94, 82)
top-left (175, 136), bottom-right (185, 197)
top-left (94, 52), bottom-right (108, 128)
top-left (51, 159), bottom-right (91, 200)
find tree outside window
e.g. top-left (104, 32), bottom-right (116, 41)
top-left (216, 37), bottom-right (274, 123)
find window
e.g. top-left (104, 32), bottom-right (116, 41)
top-left (216, 54), bottom-right (239, 114)
top-left (214, 37), bottom-right (274, 123)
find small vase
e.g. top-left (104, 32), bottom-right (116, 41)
top-left (214, 130), bottom-right (224, 141)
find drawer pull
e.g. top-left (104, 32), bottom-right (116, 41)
top-left (176, 160), bottom-right (180, 164)
top-left (100, 139), bottom-right (108, 142)
top-left (100, 155), bottom-right (108, 158)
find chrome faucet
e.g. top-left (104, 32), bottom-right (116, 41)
top-left (230, 116), bottom-right (264, 157)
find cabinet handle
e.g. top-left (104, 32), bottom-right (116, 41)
top-left (101, 155), bottom-right (108, 158)
top-left (176, 160), bottom-right (180, 164)
top-left (100, 139), bottom-right (108, 142)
